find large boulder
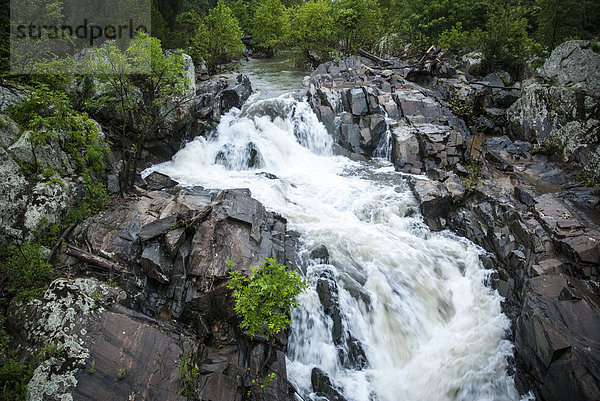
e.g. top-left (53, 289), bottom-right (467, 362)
top-left (507, 40), bottom-right (600, 181)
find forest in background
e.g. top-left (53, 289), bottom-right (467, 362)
top-left (152, 0), bottom-right (600, 74)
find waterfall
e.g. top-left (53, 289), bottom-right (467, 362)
top-left (145, 93), bottom-right (522, 401)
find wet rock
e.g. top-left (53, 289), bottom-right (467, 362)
top-left (140, 240), bottom-right (171, 284)
top-left (138, 215), bottom-right (178, 242)
top-left (316, 269), bottom-right (342, 344)
top-left (221, 74), bottom-right (253, 113)
top-left (408, 177), bottom-right (451, 230)
top-left (311, 368), bottom-right (347, 401)
top-left (144, 171), bottom-right (178, 191)
top-left (309, 245), bottom-right (330, 264)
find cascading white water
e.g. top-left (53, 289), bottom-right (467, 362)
top-left (145, 90), bottom-right (523, 401)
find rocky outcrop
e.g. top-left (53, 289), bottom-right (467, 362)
top-left (306, 57), bottom-right (470, 176)
top-left (10, 186), bottom-right (296, 400)
top-left (507, 40), bottom-right (600, 181)
top-left (307, 48), bottom-right (600, 401)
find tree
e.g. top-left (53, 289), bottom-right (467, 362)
top-left (479, 7), bottom-right (533, 74)
top-left (203, 0), bottom-right (244, 72)
top-left (534, 0), bottom-right (580, 49)
top-left (227, 258), bottom-right (308, 339)
top-left (252, 0), bottom-right (290, 56)
top-left (289, 0), bottom-right (335, 66)
top-left (333, 0), bottom-right (382, 52)
top-left (85, 33), bottom-right (191, 190)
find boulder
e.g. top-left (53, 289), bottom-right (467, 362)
top-left (540, 40), bottom-right (600, 93)
top-left (311, 368), bottom-right (347, 401)
top-left (144, 171), bottom-right (178, 191)
top-left (221, 74), bottom-right (253, 113)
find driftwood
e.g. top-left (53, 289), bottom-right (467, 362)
top-left (46, 223), bottom-right (76, 263)
top-left (357, 48), bottom-right (394, 66)
top-left (65, 244), bottom-right (121, 277)
top-left (469, 82), bottom-right (520, 91)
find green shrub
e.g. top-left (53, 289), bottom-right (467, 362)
top-left (0, 351), bottom-right (31, 401)
top-left (438, 22), bottom-right (470, 50)
top-left (227, 257), bottom-right (308, 339)
top-left (0, 242), bottom-right (53, 303)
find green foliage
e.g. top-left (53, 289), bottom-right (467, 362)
top-left (478, 7), bottom-right (533, 74)
top-left (289, 0), bottom-right (335, 66)
top-left (179, 353), bottom-right (199, 398)
top-left (460, 162), bottom-right (482, 194)
top-left (447, 87), bottom-right (473, 123)
top-left (202, 1), bottom-right (244, 72)
top-left (252, 0), bottom-right (290, 56)
top-left (85, 33), bottom-right (189, 190)
top-left (333, 0), bottom-right (382, 52)
top-left (0, 350), bottom-right (31, 401)
top-left (0, 242), bottom-right (53, 304)
top-left (227, 257), bottom-right (308, 339)
top-left (438, 22), bottom-right (470, 50)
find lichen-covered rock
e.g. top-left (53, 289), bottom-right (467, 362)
top-left (8, 131), bottom-right (77, 175)
top-left (0, 147), bottom-right (28, 242)
top-left (23, 178), bottom-right (77, 236)
top-left (0, 114), bottom-right (21, 147)
top-left (8, 278), bottom-right (104, 401)
top-left (507, 40), bottom-right (600, 181)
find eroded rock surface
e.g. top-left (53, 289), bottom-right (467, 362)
top-left (11, 187), bottom-right (296, 401)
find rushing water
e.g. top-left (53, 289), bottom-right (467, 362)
top-left (145, 59), bottom-right (522, 401)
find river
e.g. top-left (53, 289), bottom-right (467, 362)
top-left (145, 56), bottom-right (523, 401)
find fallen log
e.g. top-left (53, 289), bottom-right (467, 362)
top-left (65, 244), bottom-right (122, 276)
top-left (357, 48), bottom-right (394, 66)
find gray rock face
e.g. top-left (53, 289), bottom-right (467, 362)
top-left (307, 57), bottom-right (469, 175)
top-left (0, 147), bottom-right (28, 242)
top-left (507, 40), bottom-right (600, 181)
top-left (540, 40), bottom-right (600, 93)
top-left (516, 275), bottom-right (600, 401)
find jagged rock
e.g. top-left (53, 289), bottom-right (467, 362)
top-left (311, 368), bottom-right (347, 401)
top-left (507, 40), bottom-right (600, 181)
top-left (138, 215), bottom-right (178, 242)
top-left (140, 240), bottom-right (171, 284)
top-left (391, 123), bottom-right (422, 173)
top-left (144, 171), bottom-right (178, 191)
top-left (188, 189), bottom-right (286, 289)
top-left (539, 40), bottom-right (600, 93)
top-left (221, 74), bottom-right (253, 113)
top-left (516, 275), bottom-right (600, 401)
top-left (316, 269), bottom-right (343, 344)
top-left (408, 177), bottom-right (451, 230)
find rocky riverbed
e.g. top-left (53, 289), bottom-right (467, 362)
top-left (306, 40), bottom-right (599, 401)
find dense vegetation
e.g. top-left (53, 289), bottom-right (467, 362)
top-left (157, 0), bottom-right (599, 72)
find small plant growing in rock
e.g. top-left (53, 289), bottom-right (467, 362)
top-left (227, 257), bottom-right (308, 339)
top-left (179, 353), bottom-right (199, 398)
top-left (118, 367), bottom-right (127, 381)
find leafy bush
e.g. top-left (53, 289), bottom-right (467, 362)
top-left (289, 0), bottom-right (335, 66)
top-left (438, 22), bottom-right (470, 50)
top-left (227, 258), bottom-right (308, 339)
top-left (478, 7), bottom-right (533, 74)
top-left (0, 350), bottom-right (31, 401)
top-left (0, 242), bottom-right (53, 303)
top-left (252, 0), bottom-right (290, 56)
